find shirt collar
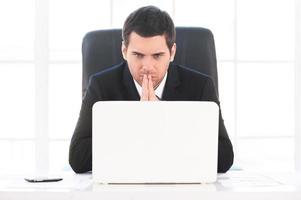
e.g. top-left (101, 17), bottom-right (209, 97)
top-left (133, 72), bottom-right (168, 99)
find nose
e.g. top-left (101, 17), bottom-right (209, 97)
top-left (141, 56), bottom-right (154, 74)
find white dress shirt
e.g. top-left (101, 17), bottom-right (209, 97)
top-left (133, 73), bottom-right (168, 99)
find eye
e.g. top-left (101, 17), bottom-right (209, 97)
top-left (153, 54), bottom-right (162, 60)
top-left (133, 52), bottom-right (144, 59)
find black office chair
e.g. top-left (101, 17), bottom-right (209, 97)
top-left (82, 27), bottom-right (218, 97)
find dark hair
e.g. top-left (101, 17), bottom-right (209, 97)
top-left (122, 6), bottom-right (176, 51)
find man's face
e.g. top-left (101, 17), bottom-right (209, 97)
top-left (122, 32), bottom-right (176, 88)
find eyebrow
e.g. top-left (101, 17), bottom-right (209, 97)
top-left (131, 51), bottom-right (166, 56)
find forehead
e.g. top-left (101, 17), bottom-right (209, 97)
top-left (127, 32), bottom-right (169, 53)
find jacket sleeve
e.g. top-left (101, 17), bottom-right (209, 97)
top-left (69, 77), bottom-right (100, 173)
top-left (201, 77), bottom-right (234, 173)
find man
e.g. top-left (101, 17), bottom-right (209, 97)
top-left (69, 6), bottom-right (234, 173)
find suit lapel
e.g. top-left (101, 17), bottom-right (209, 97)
top-left (122, 63), bottom-right (140, 100)
top-left (162, 64), bottom-right (181, 101)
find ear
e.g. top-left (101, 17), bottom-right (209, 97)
top-left (121, 41), bottom-right (127, 61)
top-left (170, 43), bottom-right (176, 62)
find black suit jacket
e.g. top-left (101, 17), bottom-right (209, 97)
top-left (69, 61), bottom-right (234, 173)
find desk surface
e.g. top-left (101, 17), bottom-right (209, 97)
top-left (1, 171), bottom-right (301, 200)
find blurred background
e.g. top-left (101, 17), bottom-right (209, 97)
top-left (0, 0), bottom-right (299, 174)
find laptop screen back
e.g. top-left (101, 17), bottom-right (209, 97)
top-left (92, 101), bottom-right (219, 183)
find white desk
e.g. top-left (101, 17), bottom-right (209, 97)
top-left (1, 171), bottom-right (301, 200)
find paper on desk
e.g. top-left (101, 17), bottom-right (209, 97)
top-left (217, 171), bottom-right (295, 191)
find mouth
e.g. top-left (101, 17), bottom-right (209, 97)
top-left (139, 73), bottom-right (156, 80)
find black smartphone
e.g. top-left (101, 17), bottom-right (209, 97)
top-left (24, 177), bottom-right (63, 183)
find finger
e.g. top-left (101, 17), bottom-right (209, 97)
top-left (148, 74), bottom-right (158, 101)
top-left (140, 74), bottom-right (148, 101)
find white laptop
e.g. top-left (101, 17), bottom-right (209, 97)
top-left (92, 101), bottom-right (219, 184)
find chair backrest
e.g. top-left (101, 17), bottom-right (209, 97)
top-left (82, 27), bottom-right (218, 97)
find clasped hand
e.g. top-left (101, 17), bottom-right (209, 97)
top-left (140, 74), bottom-right (159, 101)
